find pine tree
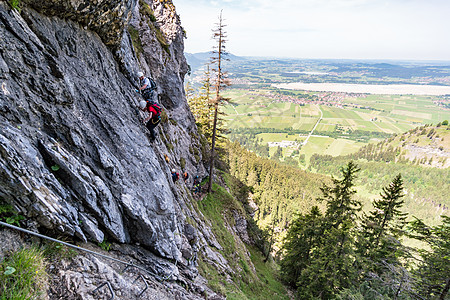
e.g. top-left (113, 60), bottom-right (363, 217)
top-left (355, 174), bottom-right (411, 298)
top-left (185, 81), bottom-right (201, 120)
top-left (321, 161), bottom-right (361, 228)
top-left (297, 219), bottom-right (357, 299)
top-left (409, 216), bottom-right (450, 300)
top-left (280, 162), bottom-right (362, 299)
top-left (200, 64), bottom-right (214, 139)
top-left (299, 162), bottom-right (361, 298)
top-left (185, 82), bottom-right (196, 100)
top-left (187, 64), bottom-right (215, 140)
top-left (208, 11), bottom-right (230, 192)
top-left (280, 206), bottom-right (324, 287)
top-left (359, 174), bottom-right (407, 259)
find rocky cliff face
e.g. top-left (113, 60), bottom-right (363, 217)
top-left (0, 0), bottom-right (234, 298)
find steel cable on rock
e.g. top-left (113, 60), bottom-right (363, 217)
top-left (0, 221), bottom-right (179, 282)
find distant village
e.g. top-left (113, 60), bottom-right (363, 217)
top-left (235, 88), bottom-right (369, 110)
top-left (189, 71), bottom-right (450, 111)
top-left (267, 140), bottom-right (300, 148)
top-left (434, 95), bottom-right (450, 110)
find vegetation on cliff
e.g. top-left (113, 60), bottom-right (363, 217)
top-left (0, 247), bottom-right (47, 299)
top-left (193, 178), bottom-right (289, 299)
top-left (196, 138), bottom-right (449, 299)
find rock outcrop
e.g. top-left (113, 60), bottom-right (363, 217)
top-left (0, 0), bottom-right (232, 298)
top-left (21, 0), bottom-right (135, 49)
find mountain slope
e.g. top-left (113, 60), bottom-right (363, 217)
top-left (185, 51), bottom-right (247, 73)
top-left (0, 1), bottom-right (278, 298)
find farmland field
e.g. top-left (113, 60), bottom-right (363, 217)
top-left (187, 55), bottom-right (450, 166)
top-left (222, 86), bottom-right (450, 166)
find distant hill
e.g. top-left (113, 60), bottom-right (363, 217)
top-left (347, 122), bottom-right (450, 168)
top-left (308, 122), bottom-right (450, 224)
top-left (185, 52), bottom-right (247, 73)
top-left (184, 52), bottom-right (209, 71)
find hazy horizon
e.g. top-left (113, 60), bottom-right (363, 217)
top-left (173, 0), bottom-right (450, 61)
top-left (186, 51), bottom-right (450, 64)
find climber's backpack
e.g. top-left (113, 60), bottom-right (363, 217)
top-left (149, 77), bottom-right (157, 91)
top-left (141, 76), bottom-right (157, 91)
top-left (148, 101), bottom-right (162, 118)
top-left (172, 172), bottom-right (179, 181)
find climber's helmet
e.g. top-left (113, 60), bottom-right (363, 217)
top-left (137, 71), bottom-right (144, 78)
top-left (139, 100), bottom-right (147, 110)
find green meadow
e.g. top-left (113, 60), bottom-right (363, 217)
top-left (223, 88), bottom-right (450, 165)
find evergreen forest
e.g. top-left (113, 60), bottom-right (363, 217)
top-left (186, 54), bottom-right (449, 299)
top-left (224, 143), bottom-right (449, 299)
top-left (189, 105), bottom-right (449, 299)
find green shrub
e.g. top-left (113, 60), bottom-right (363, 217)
top-left (180, 157), bottom-right (186, 170)
top-left (98, 239), bottom-right (111, 252)
top-left (139, 0), bottom-right (156, 22)
top-left (0, 204), bottom-right (25, 227)
top-left (0, 247), bottom-right (48, 299)
top-left (147, 21), bottom-right (170, 55)
top-left (160, 110), bottom-right (169, 123)
top-left (8, 0), bottom-right (21, 12)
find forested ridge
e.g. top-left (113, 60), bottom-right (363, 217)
top-left (310, 156), bottom-right (449, 208)
top-left (223, 142), bottom-right (449, 299)
top-left (226, 141), bottom-right (329, 232)
top-left (309, 124), bottom-right (450, 225)
top-left (337, 122), bottom-right (449, 167)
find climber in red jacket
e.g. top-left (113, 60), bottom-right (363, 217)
top-left (139, 100), bottom-right (161, 142)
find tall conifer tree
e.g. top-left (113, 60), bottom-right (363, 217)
top-left (321, 161), bottom-right (361, 228)
top-left (358, 174), bottom-right (407, 266)
top-left (409, 216), bottom-right (450, 300)
top-left (208, 11), bottom-right (229, 192)
top-left (352, 174), bottom-right (412, 298)
top-left (187, 64), bottom-right (215, 140)
top-left (281, 161), bottom-right (362, 299)
top-left (280, 206), bottom-right (324, 287)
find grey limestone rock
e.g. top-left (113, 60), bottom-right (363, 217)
top-left (0, 0), bottom-right (232, 298)
top-left (233, 210), bottom-right (251, 244)
top-left (0, 0), bottom-right (187, 259)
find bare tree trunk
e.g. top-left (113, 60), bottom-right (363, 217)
top-left (207, 97), bottom-right (219, 192)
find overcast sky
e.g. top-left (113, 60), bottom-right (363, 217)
top-left (172, 0), bottom-right (450, 61)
